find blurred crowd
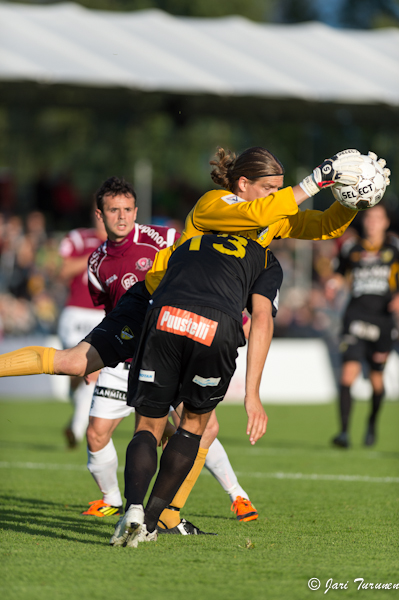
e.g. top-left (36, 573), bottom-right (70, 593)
top-left (0, 210), bottom-right (65, 337)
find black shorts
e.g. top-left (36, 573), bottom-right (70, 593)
top-left (84, 281), bottom-right (151, 367)
top-left (127, 305), bottom-right (245, 418)
top-left (341, 309), bottom-right (397, 370)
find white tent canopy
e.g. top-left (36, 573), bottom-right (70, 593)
top-left (1, 1), bottom-right (398, 105)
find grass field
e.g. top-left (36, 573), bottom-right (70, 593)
top-left (0, 399), bottom-right (398, 600)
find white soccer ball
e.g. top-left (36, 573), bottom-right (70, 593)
top-left (332, 154), bottom-right (387, 211)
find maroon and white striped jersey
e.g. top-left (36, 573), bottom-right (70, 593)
top-left (87, 223), bottom-right (179, 314)
top-left (59, 227), bottom-right (105, 310)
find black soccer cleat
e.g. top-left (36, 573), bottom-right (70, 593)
top-left (332, 432), bottom-right (350, 448)
top-left (157, 518), bottom-right (217, 536)
top-left (364, 426), bottom-right (376, 447)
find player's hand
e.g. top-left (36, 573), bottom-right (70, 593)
top-left (245, 393), bottom-right (268, 445)
top-left (300, 149), bottom-right (363, 197)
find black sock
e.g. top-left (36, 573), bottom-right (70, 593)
top-left (339, 384), bottom-right (352, 433)
top-left (368, 389), bottom-right (384, 432)
top-left (144, 428), bottom-right (201, 532)
top-left (124, 430), bottom-right (158, 511)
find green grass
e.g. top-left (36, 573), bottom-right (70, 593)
top-left (0, 399), bottom-right (398, 600)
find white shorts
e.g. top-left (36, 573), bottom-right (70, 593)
top-left (89, 363), bottom-right (177, 421)
top-left (89, 363), bottom-right (134, 420)
top-left (58, 306), bottom-right (104, 349)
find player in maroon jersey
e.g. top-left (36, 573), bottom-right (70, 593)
top-left (82, 177), bottom-right (179, 517)
top-left (58, 218), bottom-right (107, 448)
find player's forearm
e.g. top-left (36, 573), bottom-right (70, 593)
top-left (59, 256), bottom-right (89, 281)
top-left (292, 184), bottom-right (311, 206)
top-left (0, 342), bottom-right (104, 378)
top-left (281, 201), bottom-right (358, 241)
top-left (244, 298), bottom-right (272, 444)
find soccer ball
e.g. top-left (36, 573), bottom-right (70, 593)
top-left (332, 154), bottom-right (387, 211)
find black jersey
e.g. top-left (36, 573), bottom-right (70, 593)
top-left (336, 233), bottom-right (399, 316)
top-left (246, 250), bottom-right (283, 316)
top-left (151, 233), bottom-right (267, 323)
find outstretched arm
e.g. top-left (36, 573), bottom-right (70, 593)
top-left (0, 341), bottom-right (104, 378)
top-left (245, 294), bottom-right (273, 445)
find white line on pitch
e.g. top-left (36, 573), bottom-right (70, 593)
top-left (0, 461), bottom-right (87, 471)
top-left (0, 462), bottom-right (398, 483)
top-left (230, 447), bottom-right (387, 459)
top-left (232, 471), bottom-right (399, 483)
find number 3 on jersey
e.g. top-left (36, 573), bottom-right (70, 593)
top-left (189, 234), bottom-right (248, 259)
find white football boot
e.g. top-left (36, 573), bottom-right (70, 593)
top-left (109, 504), bottom-right (144, 546)
top-left (125, 523), bottom-right (158, 548)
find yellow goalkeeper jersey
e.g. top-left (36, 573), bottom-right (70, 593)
top-left (145, 187), bottom-right (357, 294)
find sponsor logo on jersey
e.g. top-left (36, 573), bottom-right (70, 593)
top-left (221, 194), bottom-right (247, 205)
top-left (192, 375), bottom-right (221, 387)
top-left (157, 306), bottom-right (218, 347)
top-left (88, 248), bottom-right (102, 271)
top-left (139, 369), bottom-right (155, 382)
top-left (257, 226), bottom-right (269, 242)
top-left (349, 320), bottom-right (380, 342)
top-left (121, 326), bottom-right (134, 340)
top-left (139, 225), bottom-right (168, 248)
top-left (93, 385), bottom-right (127, 402)
top-left (105, 274), bottom-right (118, 286)
top-left (352, 264), bottom-right (390, 297)
top-left (121, 273), bottom-right (138, 290)
top-left (136, 257), bottom-right (153, 271)
top-left (381, 249), bottom-right (394, 263)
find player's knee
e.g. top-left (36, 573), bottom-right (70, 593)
top-left (340, 361), bottom-right (360, 386)
top-left (86, 425), bottom-right (110, 451)
top-left (370, 352), bottom-right (388, 372)
top-left (86, 424), bottom-right (97, 449)
top-left (199, 416), bottom-right (219, 449)
top-left (205, 418), bottom-right (219, 442)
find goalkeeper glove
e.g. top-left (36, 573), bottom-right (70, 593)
top-left (300, 149), bottom-right (363, 197)
top-left (367, 151), bottom-right (391, 186)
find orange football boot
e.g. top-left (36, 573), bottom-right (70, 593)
top-left (231, 496), bottom-right (258, 522)
top-left (82, 499), bottom-right (122, 517)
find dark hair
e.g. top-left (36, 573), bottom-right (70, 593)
top-left (210, 147), bottom-right (284, 192)
top-left (361, 200), bottom-right (390, 221)
top-left (95, 177), bottom-right (136, 211)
